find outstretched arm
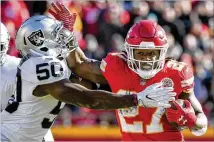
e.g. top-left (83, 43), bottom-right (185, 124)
top-left (36, 79), bottom-right (137, 110)
top-left (34, 80), bottom-right (175, 110)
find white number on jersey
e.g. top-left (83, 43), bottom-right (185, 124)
top-left (117, 90), bottom-right (165, 134)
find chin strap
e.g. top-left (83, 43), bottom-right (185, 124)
top-left (136, 68), bottom-right (157, 79)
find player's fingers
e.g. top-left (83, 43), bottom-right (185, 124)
top-left (172, 101), bottom-right (183, 110)
top-left (165, 96), bottom-right (176, 102)
top-left (159, 87), bottom-right (174, 94)
top-left (168, 96), bottom-right (176, 101)
top-left (166, 107), bottom-right (178, 114)
top-left (154, 95), bottom-right (175, 102)
top-left (51, 2), bottom-right (61, 12)
top-left (151, 82), bottom-right (163, 89)
top-left (145, 88), bottom-right (162, 95)
top-left (71, 13), bottom-right (77, 24)
top-left (162, 87), bottom-right (174, 91)
top-left (48, 9), bottom-right (58, 18)
top-left (150, 93), bottom-right (176, 103)
top-left (160, 95), bottom-right (175, 101)
top-left (56, 1), bottom-right (64, 11)
top-left (166, 110), bottom-right (178, 122)
top-left (157, 102), bottom-right (171, 108)
top-left (145, 82), bottom-right (162, 91)
top-left (149, 91), bottom-right (176, 98)
top-left (148, 87), bottom-right (174, 94)
top-left (164, 92), bottom-right (176, 97)
top-left (60, 2), bottom-right (70, 13)
top-left (183, 100), bottom-right (192, 112)
top-left (184, 100), bottom-right (191, 108)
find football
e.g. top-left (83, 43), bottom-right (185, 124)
top-left (167, 99), bottom-right (194, 130)
top-left (170, 99), bottom-right (186, 110)
top-left (169, 99), bottom-right (195, 113)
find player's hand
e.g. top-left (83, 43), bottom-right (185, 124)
top-left (48, 2), bottom-right (76, 32)
top-left (166, 100), bottom-right (197, 128)
top-left (137, 82), bottom-right (176, 108)
top-left (67, 46), bottom-right (89, 68)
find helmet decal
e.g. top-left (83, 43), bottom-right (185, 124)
top-left (27, 29), bottom-right (44, 46)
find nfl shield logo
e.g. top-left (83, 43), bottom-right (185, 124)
top-left (140, 79), bottom-right (146, 85)
top-left (27, 29), bottom-right (44, 46)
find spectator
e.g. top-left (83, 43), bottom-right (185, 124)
top-left (1, 0), bottom-right (29, 57)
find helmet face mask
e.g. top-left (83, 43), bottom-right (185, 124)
top-left (133, 48), bottom-right (161, 70)
top-left (125, 20), bottom-right (168, 79)
top-left (54, 27), bottom-right (76, 56)
top-left (16, 15), bottom-right (75, 58)
top-left (0, 23), bottom-right (10, 65)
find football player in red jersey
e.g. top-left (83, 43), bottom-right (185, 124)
top-left (49, 2), bottom-right (207, 141)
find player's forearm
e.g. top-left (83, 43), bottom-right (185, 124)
top-left (187, 93), bottom-right (208, 135)
top-left (72, 59), bottom-right (108, 84)
top-left (66, 40), bottom-right (107, 84)
top-left (60, 82), bottom-right (137, 110)
top-left (190, 113), bottom-right (207, 136)
top-left (195, 113), bottom-right (208, 128)
top-left (83, 89), bottom-right (137, 109)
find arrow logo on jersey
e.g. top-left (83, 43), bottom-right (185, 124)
top-left (27, 29), bottom-right (44, 46)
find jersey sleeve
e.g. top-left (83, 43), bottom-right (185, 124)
top-left (20, 56), bottom-right (69, 85)
top-left (179, 64), bottom-right (194, 93)
top-left (100, 52), bottom-right (126, 77)
top-left (100, 52), bottom-right (127, 90)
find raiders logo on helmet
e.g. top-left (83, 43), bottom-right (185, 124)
top-left (27, 29), bottom-right (44, 46)
top-left (161, 78), bottom-right (174, 87)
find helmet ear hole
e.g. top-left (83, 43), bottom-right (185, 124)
top-left (1, 44), bottom-right (4, 51)
top-left (40, 47), bottom-right (49, 52)
top-left (23, 37), bottom-right (27, 45)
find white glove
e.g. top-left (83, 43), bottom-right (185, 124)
top-left (137, 82), bottom-right (176, 108)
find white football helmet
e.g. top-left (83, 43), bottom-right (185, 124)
top-left (15, 15), bottom-right (75, 58)
top-left (0, 22), bottom-right (10, 65)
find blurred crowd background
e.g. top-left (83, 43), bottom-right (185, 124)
top-left (1, 0), bottom-right (214, 128)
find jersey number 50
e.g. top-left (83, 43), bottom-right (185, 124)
top-left (36, 62), bottom-right (63, 81)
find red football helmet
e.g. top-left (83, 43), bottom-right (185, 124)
top-left (125, 20), bottom-right (168, 79)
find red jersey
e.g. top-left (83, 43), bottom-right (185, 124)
top-left (100, 53), bottom-right (194, 141)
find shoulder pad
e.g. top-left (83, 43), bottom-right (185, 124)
top-left (166, 60), bottom-right (194, 93)
top-left (20, 56), bottom-right (69, 85)
top-left (100, 52), bottom-right (126, 72)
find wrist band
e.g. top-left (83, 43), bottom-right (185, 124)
top-left (132, 94), bottom-right (138, 106)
